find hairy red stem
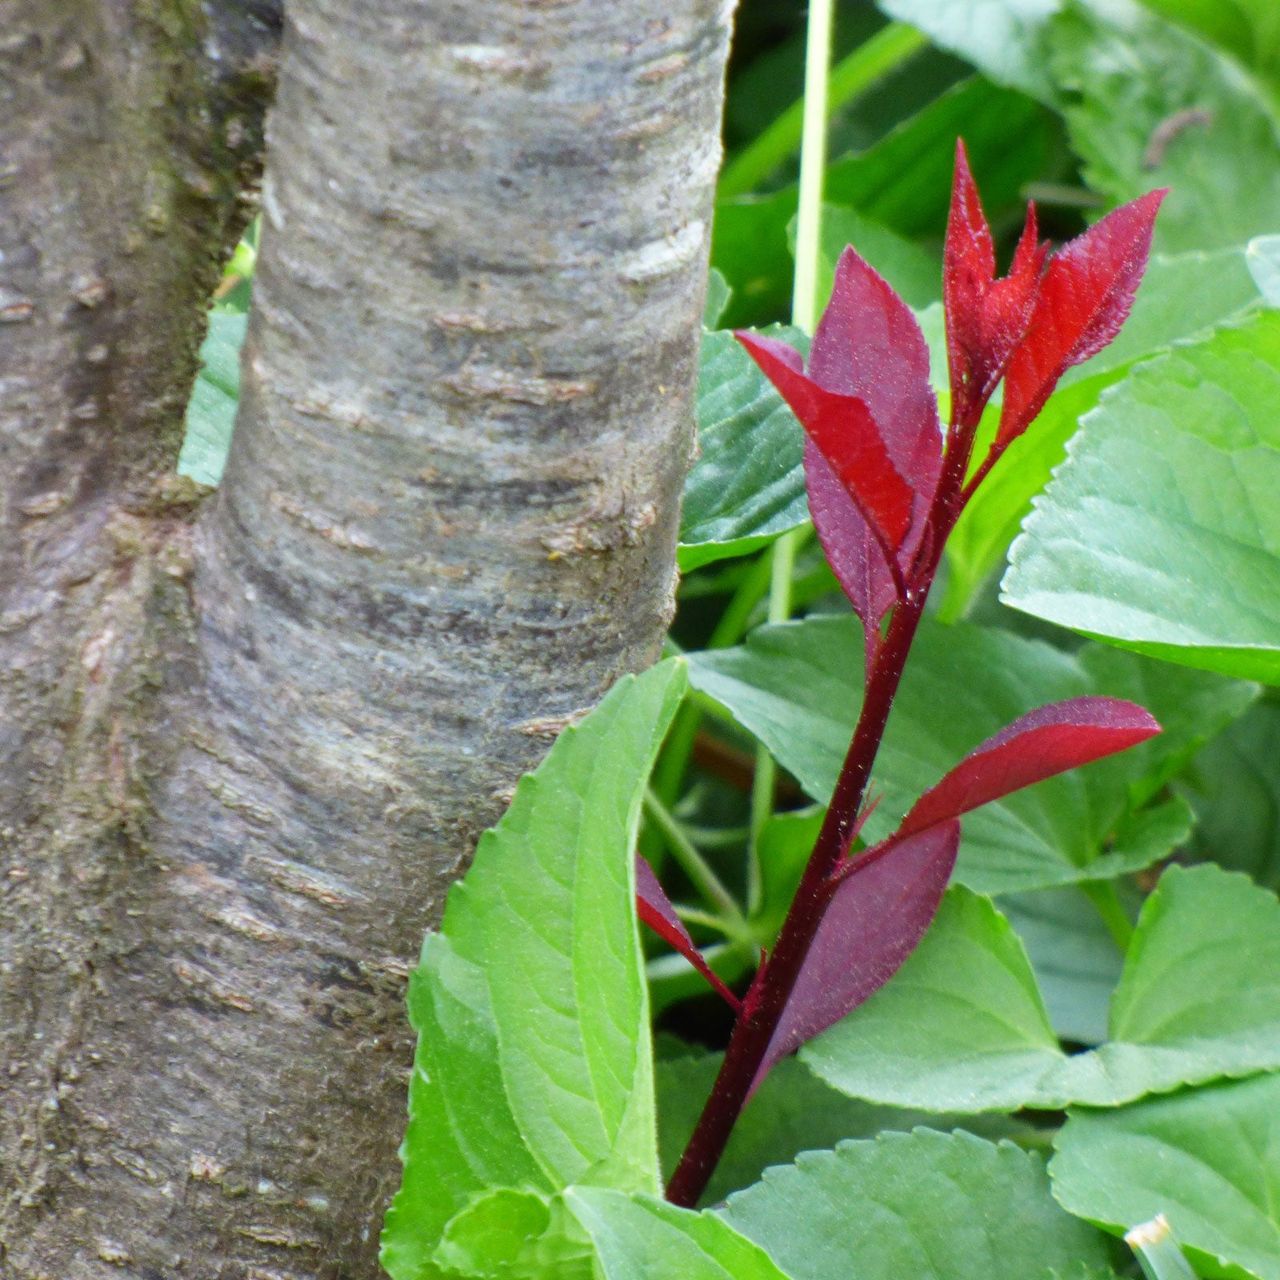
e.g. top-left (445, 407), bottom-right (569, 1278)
top-left (666, 409), bottom-right (973, 1209)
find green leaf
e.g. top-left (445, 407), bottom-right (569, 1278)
top-left (656, 1050), bottom-right (1037, 1205)
top-left (803, 868), bottom-right (1280, 1113)
top-left (1001, 886), bottom-right (1125, 1044)
top-left (381, 662), bottom-right (688, 1279)
top-left (1051, 1073), bottom-right (1280, 1280)
top-left (802, 888), bottom-right (1067, 1113)
top-left (433, 1189), bottom-right (595, 1280)
top-left (679, 328), bottom-right (809, 571)
top-left (1003, 312), bottom-right (1280, 683)
top-left (566, 1188), bottom-right (793, 1280)
top-left (882, 0), bottom-right (1280, 254)
top-left (703, 269), bottom-right (732, 329)
top-left (1137, 0), bottom-right (1280, 96)
top-left (687, 616), bottom-right (1251, 893)
top-left (808, 204), bottom-right (941, 311)
top-left (1183, 699), bottom-right (1280, 890)
top-left (943, 245), bottom-right (1271, 618)
top-left (177, 309), bottom-right (246, 487)
top-left (1050, 1), bottom-right (1280, 255)
top-left (721, 1129), bottom-right (1113, 1280)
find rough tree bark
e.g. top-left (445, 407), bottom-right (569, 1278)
top-left (0, 1), bottom-right (734, 1276)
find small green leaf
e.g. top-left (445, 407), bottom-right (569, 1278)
top-left (177, 309), bottom-right (247, 487)
top-left (807, 204), bottom-right (941, 311)
top-left (566, 1188), bottom-right (793, 1280)
top-left (1051, 1073), bottom-right (1280, 1280)
top-left (803, 867), bottom-right (1280, 1113)
top-left (703, 269), bottom-right (732, 329)
top-left (679, 328), bottom-right (809, 571)
top-left (1004, 313), bottom-right (1280, 683)
top-left (687, 616), bottom-right (1251, 893)
top-left (721, 1129), bottom-right (1113, 1280)
top-left (381, 662), bottom-right (687, 1279)
top-left (434, 1189), bottom-right (594, 1280)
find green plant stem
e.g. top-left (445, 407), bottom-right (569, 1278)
top-left (719, 23), bottom-right (927, 198)
top-left (1126, 1216), bottom-right (1198, 1280)
top-left (674, 904), bottom-right (757, 948)
top-left (1083, 879), bottom-right (1136, 951)
top-left (643, 789), bottom-right (744, 925)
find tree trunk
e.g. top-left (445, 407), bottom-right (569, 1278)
top-left (0, 1), bottom-right (733, 1276)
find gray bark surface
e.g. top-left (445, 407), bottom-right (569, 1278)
top-left (1, 0), bottom-right (732, 1275)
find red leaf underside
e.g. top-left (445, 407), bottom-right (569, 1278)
top-left (751, 820), bottom-right (960, 1090)
top-left (899, 696), bottom-right (1161, 839)
top-left (635, 855), bottom-right (741, 1011)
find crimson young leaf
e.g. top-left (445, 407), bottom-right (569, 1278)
top-left (996, 190), bottom-right (1167, 446)
top-left (753, 821), bottom-right (960, 1088)
top-left (897, 697), bottom-right (1161, 841)
top-left (944, 139), bottom-right (1047, 430)
top-left (735, 331), bottom-right (915, 554)
top-left (636, 855), bottom-right (741, 1012)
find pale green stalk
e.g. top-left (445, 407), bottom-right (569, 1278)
top-left (644, 789), bottom-right (745, 927)
top-left (719, 23), bottom-right (927, 198)
top-left (1127, 1216), bottom-right (1198, 1280)
top-left (747, 0), bottom-right (835, 911)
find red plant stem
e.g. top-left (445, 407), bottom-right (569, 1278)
top-left (666, 428), bottom-right (975, 1209)
top-left (665, 587), bottom-right (928, 1207)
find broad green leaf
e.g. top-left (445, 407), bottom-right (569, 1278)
top-left (177, 309), bottom-right (246, 487)
top-left (656, 1050), bottom-right (1036, 1205)
top-left (1002, 885), bottom-right (1125, 1044)
top-left (1138, 0), bottom-right (1280, 96)
top-left (1049, 1), bottom-right (1280, 255)
top-left (804, 868), bottom-right (1280, 1113)
top-left (566, 1188), bottom-right (792, 1280)
top-left (1003, 313), bottom-right (1280, 683)
top-left (1183, 699), bottom-right (1280, 890)
top-left (679, 328), bottom-right (808, 571)
top-left (881, 0), bottom-right (1280, 254)
top-left (721, 1129), bottom-right (1113, 1280)
top-left (802, 888), bottom-right (1067, 1113)
top-left (1051, 1073), bottom-right (1280, 1280)
top-left (381, 662), bottom-right (687, 1279)
top-left (943, 245), bottom-right (1271, 618)
top-left (687, 616), bottom-right (1250, 893)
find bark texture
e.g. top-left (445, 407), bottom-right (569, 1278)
top-left (1, 0), bottom-right (732, 1275)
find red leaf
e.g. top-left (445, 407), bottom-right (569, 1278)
top-left (944, 140), bottom-right (1047, 429)
top-left (804, 439), bottom-right (897, 673)
top-left (997, 189), bottom-right (1167, 446)
top-left (737, 331), bottom-right (915, 551)
top-left (635, 855), bottom-right (741, 1012)
top-left (752, 821), bottom-right (959, 1090)
top-left (810, 248), bottom-right (943, 503)
top-left (897, 697), bottom-right (1161, 840)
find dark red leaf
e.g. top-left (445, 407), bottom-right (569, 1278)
top-left (897, 697), bottom-right (1161, 840)
top-left (997, 189), bottom-right (1167, 446)
top-left (737, 331), bottom-right (915, 551)
top-left (635, 855), bottom-right (741, 1012)
top-left (752, 821), bottom-right (959, 1090)
top-left (804, 439), bottom-right (896, 672)
top-left (809, 248), bottom-right (943, 503)
top-left (944, 140), bottom-right (1047, 429)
